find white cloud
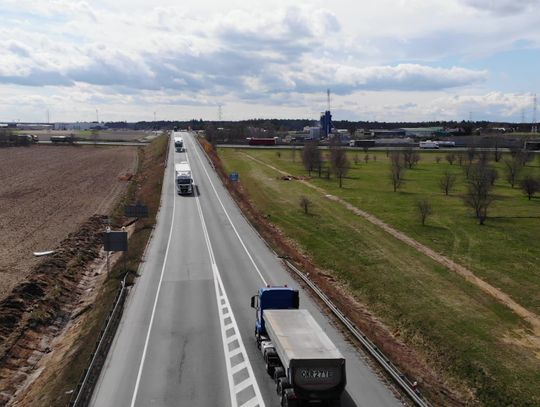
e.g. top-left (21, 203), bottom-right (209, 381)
top-left (0, 1), bottom-right (538, 121)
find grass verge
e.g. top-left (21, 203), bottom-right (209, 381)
top-left (216, 146), bottom-right (540, 407)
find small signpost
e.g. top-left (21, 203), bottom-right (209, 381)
top-left (229, 171), bottom-right (239, 182)
top-left (124, 202), bottom-right (149, 218)
top-left (103, 227), bottom-right (128, 275)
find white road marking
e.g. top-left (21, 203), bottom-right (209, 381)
top-left (129, 138), bottom-right (177, 407)
top-left (188, 135), bottom-right (268, 286)
top-left (192, 160), bottom-right (265, 407)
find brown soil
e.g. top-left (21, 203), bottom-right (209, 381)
top-left (200, 140), bottom-right (473, 407)
top-left (0, 145), bottom-right (137, 302)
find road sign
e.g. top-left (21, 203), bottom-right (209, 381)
top-left (103, 231), bottom-right (128, 251)
top-left (229, 171), bottom-right (239, 182)
top-left (124, 203), bottom-right (149, 218)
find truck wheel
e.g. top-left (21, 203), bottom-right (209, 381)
top-left (276, 377), bottom-right (289, 396)
top-left (281, 388), bottom-right (297, 407)
top-left (273, 366), bottom-right (285, 381)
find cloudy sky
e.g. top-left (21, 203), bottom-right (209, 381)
top-left (1, 0), bottom-right (539, 123)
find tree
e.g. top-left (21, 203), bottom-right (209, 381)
top-left (364, 154), bottom-right (370, 164)
top-left (299, 196), bottom-right (312, 214)
top-left (302, 142), bottom-right (319, 176)
top-left (330, 143), bottom-right (350, 188)
top-left (435, 156), bottom-right (441, 164)
top-left (493, 140), bottom-right (503, 162)
top-left (403, 147), bottom-right (420, 169)
top-left (389, 151), bottom-right (405, 192)
top-left (463, 163), bottom-right (495, 225)
top-left (519, 176), bottom-right (539, 200)
top-left (503, 156), bottom-right (524, 188)
top-left (445, 152), bottom-right (456, 165)
top-left (417, 199), bottom-right (432, 225)
top-left (439, 170), bottom-right (457, 196)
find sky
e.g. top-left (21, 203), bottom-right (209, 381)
top-left (0, 0), bottom-right (539, 123)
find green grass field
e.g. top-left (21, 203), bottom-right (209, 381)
top-left (219, 147), bottom-right (540, 407)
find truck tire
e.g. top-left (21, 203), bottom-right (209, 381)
top-left (281, 388), bottom-right (298, 407)
top-left (273, 366), bottom-right (285, 381)
top-left (276, 377), bottom-right (290, 396)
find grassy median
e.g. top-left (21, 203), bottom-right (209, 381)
top-left (218, 147), bottom-right (540, 407)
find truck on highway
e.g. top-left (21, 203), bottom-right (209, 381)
top-left (251, 286), bottom-right (346, 407)
top-left (174, 135), bottom-right (184, 152)
top-left (174, 162), bottom-right (193, 195)
top-left (419, 140), bottom-right (439, 149)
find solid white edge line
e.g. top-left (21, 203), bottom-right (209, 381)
top-left (129, 137), bottom-right (177, 407)
top-left (188, 134), bottom-right (268, 286)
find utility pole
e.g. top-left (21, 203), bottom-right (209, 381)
top-left (327, 88), bottom-right (331, 111)
top-left (218, 104), bottom-right (223, 121)
top-left (532, 94), bottom-right (538, 133)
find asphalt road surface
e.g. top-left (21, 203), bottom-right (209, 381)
top-left (90, 132), bottom-right (403, 407)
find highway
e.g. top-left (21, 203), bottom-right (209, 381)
top-left (90, 131), bottom-right (403, 407)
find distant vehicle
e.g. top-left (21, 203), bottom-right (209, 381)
top-left (50, 135), bottom-right (74, 143)
top-left (419, 140), bottom-right (439, 149)
top-left (17, 134), bottom-right (38, 144)
top-left (247, 137), bottom-right (277, 146)
top-left (349, 139), bottom-right (376, 148)
top-left (174, 162), bottom-right (193, 195)
top-left (174, 136), bottom-right (184, 152)
top-left (252, 286), bottom-right (346, 407)
top-left (437, 140), bottom-right (455, 148)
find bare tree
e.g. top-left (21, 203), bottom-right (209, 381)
top-left (389, 151), bottom-right (405, 192)
top-left (299, 196), bottom-right (312, 214)
top-left (463, 163), bottom-right (496, 225)
top-left (416, 199), bottom-right (432, 225)
top-left (353, 152), bottom-right (359, 165)
top-left (291, 146), bottom-right (297, 163)
top-left (493, 140), bottom-right (503, 162)
top-left (403, 147), bottom-right (420, 169)
top-left (504, 156), bottom-right (524, 188)
top-left (519, 176), bottom-right (539, 200)
top-left (330, 143), bottom-right (350, 188)
top-left (439, 170), bottom-right (457, 196)
top-left (487, 167), bottom-right (499, 186)
top-left (457, 152), bottom-right (464, 166)
top-left (302, 142), bottom-right (320, 176)
top-left (435, 156), bottom-right (442, 164)
top-left (445, 152), bottom-right (456, 165)
top-left (466, 146), bottom-right (476, 164)
top-left (364, 154), bottom-right (370, 164)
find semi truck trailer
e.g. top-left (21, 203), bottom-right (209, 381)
top-left (174, 162), bottom-right (193, 195)
top-left (174, 135), bottom-right (184, 152)
top-left (251, 286), bottom-right (346, 407)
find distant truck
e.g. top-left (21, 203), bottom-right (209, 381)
top-left (349, 139), bottom-right (376, 148)
top-left (247, 137), bottom-right (277, 146)
top-left (50, 135), bottom-right (74, 143)
top-left (174, 135), bottom-right (184, 152)
top-left (174, 162), bottom-right (193, 195)
top-left (251, 286), bottom-right (346, 407)
top-left (419, 140), bottom-right (439, 149)
top-left (437, 140), bottom-right (455, 148)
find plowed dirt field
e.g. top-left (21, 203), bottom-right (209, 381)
top-left (0, 145), bottom-right (137, 301)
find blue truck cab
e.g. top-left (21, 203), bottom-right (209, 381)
top-left (251, 286), bottom-right (299, 337)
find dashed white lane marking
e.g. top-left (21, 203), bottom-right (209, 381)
top-left (189, 148), bottom-right (265, 407)
top-left (188, 135), bottom-right (268, 286)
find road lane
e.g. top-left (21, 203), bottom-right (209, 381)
top-left (91, 131), bottom-right (403, 407)
top-left (185, 134), bottom-right (403, 407)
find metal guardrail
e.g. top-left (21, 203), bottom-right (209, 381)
top-left (283, 260), bottom-right (433, 407)
top-left (68, 273), bottom-right (128, 407)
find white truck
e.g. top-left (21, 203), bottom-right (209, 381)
top-left (175, 162), bottom-right (193, 195)
top-left (174, 135), bottom-right (184, 152)
top-left (419, 140), bottom-right (439, 149)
